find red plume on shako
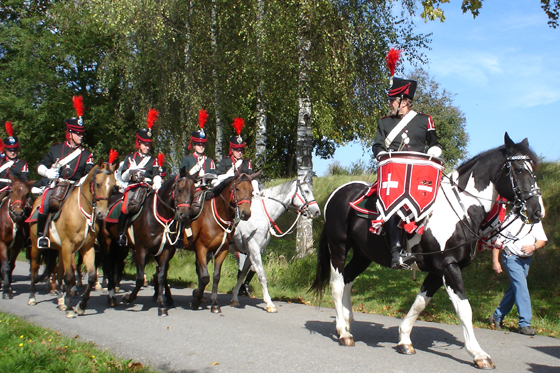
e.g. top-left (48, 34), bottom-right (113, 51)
top-left (135, 108), bottom-right (159, 147)
top-left (108, 149), bottom-right (119, 165)
top-left (189, 109), bottom-right (209, 150)
top-left (3, 121), bottom-right (20, 149)
top-left (228, 117), bottom-right (246, 155)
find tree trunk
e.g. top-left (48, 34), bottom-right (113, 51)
top-left (255, 0), bottom-right (266, 188)
top-left (295, 0), bottom-right (314, 258)
top-left (211, 0), bottom-right (223, 159)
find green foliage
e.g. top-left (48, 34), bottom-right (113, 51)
top-left (0, 312), bottom-right (152, 372)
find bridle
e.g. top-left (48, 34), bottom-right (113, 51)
top-left (79, 164), bottom-right (114, 229)
top-left (155, 175), bottom-right (193, 223)
top-left (499, 154), bottom-right (541, 219)
top-left (219, 175), bottom-right (252, 224)
top-left (6, 185), bottom-right (31, 223)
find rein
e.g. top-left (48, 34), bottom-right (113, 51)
top-left (411, 154), bottom-right (539, 257)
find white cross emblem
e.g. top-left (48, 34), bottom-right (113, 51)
top-left (382, 173), bottom-right (399, 195)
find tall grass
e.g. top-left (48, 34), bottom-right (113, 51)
top-left (128, 163), bottom-right (560, 337)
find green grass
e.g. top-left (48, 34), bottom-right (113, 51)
top-left (141, 164), bottom-right (560, 338)
top-left (0, 312), bottom-right (153, 373)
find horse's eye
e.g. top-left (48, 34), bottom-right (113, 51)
top-left (515, 168), bottom-right (523, 175)
top-left (96, 183), bottom-right (101, 188)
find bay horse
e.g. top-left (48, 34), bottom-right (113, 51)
top-left (28, 159), bottom-right (117, 317)
top-left (100, 167), bottom-right (196, 316)
top-left (0, 175), bottom-right (33, 299)
top-left (186, 171), bottom-right (260, 313)
top-left (312, 134), bottom-right (545, 369)
top-left (230, 176), bottom-right (321, 312)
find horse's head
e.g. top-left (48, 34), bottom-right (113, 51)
top-left (88, 158), bottom-right (118, 221)
top-left (495, 133), bottom-right (545, 223)
top-left (232, 171), bottom-right (262, 221)
top-left (290, 179), bottom-right (320, 218)
top-left (171, 167), bottom-right (196, 222)
top-left (7, 174), bottom-right (32, 224)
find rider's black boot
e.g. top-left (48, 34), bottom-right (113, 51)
top-left (386, 215), bottom-right (415, 269)
top-left (117, 213), bottom-right (129, 247)
top-left (36, 212), bottom-right (50, 249)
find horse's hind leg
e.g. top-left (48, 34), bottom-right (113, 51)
top-left (334, 248), bottom-right (371, 346)
top-left (398, 272), bottom-right (442, 355)
top-left (155, 249), bottom-right (174, 316)
top-left (27, 243), bottom-right (42, 306)
top-left (75, 248), bottom-right (96, 316)
top-left (61, 248), bottom-right (78, 318)
top-left (249, 241), bottom-right (276, 313)
top-left (442, 264), bottom-right (494, 369)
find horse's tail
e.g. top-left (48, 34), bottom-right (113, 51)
top-left (310, 226), bottom-right (331, 302)
top-left (37, 249), bottom-right (58, 283)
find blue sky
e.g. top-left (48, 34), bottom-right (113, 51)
top-left (313, 0), bottom-right (560, 176)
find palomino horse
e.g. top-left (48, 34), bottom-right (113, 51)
top-left (312, 134), bottom-right (545, 369)
top-left (186, 171), bottom-right (260, 313)
top-left (230, 177), bottom-right (321, 312)
top-left (100, 168), bottom-right (196, 316)
top-left (0, 175), bottom-right (33, 299)
top-left (28, 159), bottom-right (117, 317)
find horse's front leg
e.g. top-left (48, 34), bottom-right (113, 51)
top-left (61, 245), bottom-right (78, 318)
top-left (230, 251), bottom-right (250, 308)
top-left (75, 247), bottom-right (96, 316)
top-left (155, 248), bottom-right (175, 317)
top-left (209, 248), bottom-right (228, 313)
top-left (0, 242), bottom-right (12, 299)
top-left (249, 241), bottom-right (276, 313)
top-left (122, 248), bottom-right (146, 305)
top-left (191, 247), bottom-right (210, 310)
top-left (442, 264), bottom-right (495, 369)
top-left (397, 272), bottom-right (442, 355)
top-left (27, 241), bottom-right (42, 306)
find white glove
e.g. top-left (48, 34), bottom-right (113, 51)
top-left (153, 175), bottom-right (162, 190)
top-left (235, 159), bottom-right (243, 169)
top-left (121, 169), bottom-right (131, 182)
top-left (45, 168), bottom-right (59, 179)
top-left (427, 146), bottom-right (442, 157)
top-left (189, 163), bottom-right (202, 175)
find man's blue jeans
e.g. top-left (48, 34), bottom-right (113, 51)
top-left (493, 251), bottom-right (533, 327)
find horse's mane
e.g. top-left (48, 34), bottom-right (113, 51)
top-left (211, 175), bottom-right (236, 196)
top-left (262, 179), bottom-right (295, 198)
top-left (455, 141), bottom-right (539, 190)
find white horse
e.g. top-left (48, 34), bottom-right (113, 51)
top-left (230, 178), bottom-right (321, 312)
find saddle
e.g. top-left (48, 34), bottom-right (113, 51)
top-left (122, 184), bottom-right (150, 215)
top-left (105, 193), bottom-right (145, 224)
top-left (48, 181), bottom-right (73, 213)
top-left (190, 189), bottom-right (212, 221)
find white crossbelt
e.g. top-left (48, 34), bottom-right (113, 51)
top-left (385, 110), bottom-right (417, 149)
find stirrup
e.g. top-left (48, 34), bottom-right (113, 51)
top-left (37, 236), bottom-right (50, 249)
top-left (117, 234), bottom-right (128, 247)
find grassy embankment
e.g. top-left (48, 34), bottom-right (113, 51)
top-left (0, 311), bottom-right (152, 372)
top-left (155, 161), bottom-right (560, 337)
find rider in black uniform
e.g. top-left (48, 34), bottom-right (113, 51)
top-left (373, 49), bottom-right (442, 269)
top-left (0, 121), bottom-right (29, 200)
top-left (35, 96), bottom-right (94, 249)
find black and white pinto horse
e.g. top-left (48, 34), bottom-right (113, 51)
top-left (230, 178), bottom-right (321, 312)
top-left (312, 134), bottom-right (545, 369)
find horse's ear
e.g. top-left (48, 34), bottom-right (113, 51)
top-left (504, 132), bottom-right (516, 154)
top-left (248, 170), bottom-right (262, 181)
top-left (97, 158), bottom-right (104, 167)
top-left (180, 166), bottom-right (188, 178)
top-left (520, 138), bottom-right (529, 147)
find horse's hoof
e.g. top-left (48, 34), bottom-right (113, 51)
top-left (158, 308), bottom-right (169, 317)
top-left (474, 357), bottom-right (495, 370)
top-left (338, 336), bottom-right (355, 346)
top-left (122, 294), bottom-right (130, 304)
top-left (58, 298), bottom-right (67, 311)
top-left (108, 296), bottom-right (118, 308)
top-left (396, 344), bottom-right (416, 355)
top-left (191, 300), bottom-right (201, 310)
top-left (2, 292), bottom-right (13, 300)
top-left (231, 300), bottom-right (240, 308)
top-left (94, 282), bottom-right (102, 291)
top-left (66, 310), bottom-right (77, 318)
top-left (211, 305), bottom-right (221, 314)
top-left (28, 298), bottom-right (36, 306)
top-left (115, 287), bottom-right (120, 293)
top-left (267, 306), bottom-right (278, 313)
top-left (75, 304), bottom-right (85, 316)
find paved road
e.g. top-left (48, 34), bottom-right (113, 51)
top-left (1, 261), bottom-right (559, 373)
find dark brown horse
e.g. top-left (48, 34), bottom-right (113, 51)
top-left (186, 172), bottom-right (260, 313)
top-left (0, 175), bottom-right (33, 299)
top-left (100, 167), bottom-right (196, 316)
top-left (28, 159), bottom-right (117, 317)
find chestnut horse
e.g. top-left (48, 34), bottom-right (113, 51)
top-left (99, 167), bottom-right (196, 316)
top-left (186, 172), bottom-right (260, 313)
top-left (28, 159), bottom-right (117, 317)
top-left (0, 175), bottom-right (33, 299)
